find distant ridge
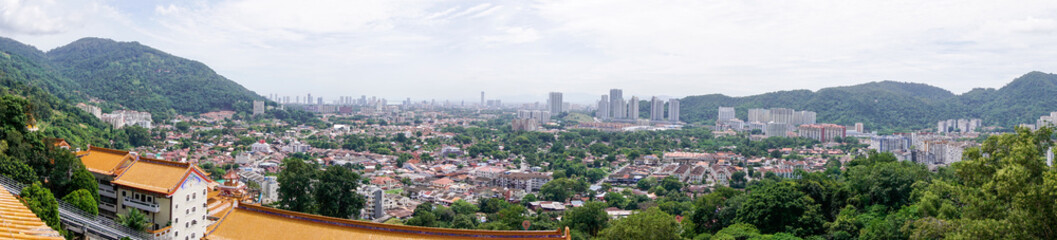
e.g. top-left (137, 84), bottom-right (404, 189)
top-left (679, 71), bottom-right (1057, 131)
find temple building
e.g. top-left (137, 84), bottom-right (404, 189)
top-left (76, 146), bottom-right (212, 240)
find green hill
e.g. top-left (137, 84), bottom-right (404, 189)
top-left (45, 37), bottom-right (264, 120)
top-left (679, 72), bottom-right (1057, 132)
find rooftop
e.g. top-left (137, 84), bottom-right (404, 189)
top-left (0, 187), bottom-right (64, 239)
top-left (205, 203), bottom-right (568, 240)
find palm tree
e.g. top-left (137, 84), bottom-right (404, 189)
top-left (118, 209), bottom-right (148, 231)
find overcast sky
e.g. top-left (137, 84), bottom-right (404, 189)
top-left (2, 0), bottom-right (1057, 104)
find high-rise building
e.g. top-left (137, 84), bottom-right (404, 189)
top-left (548, 92), bottom-right (563, 114)
top-left (253, 101), bottom-right (265, 115)
top-left (627, 96), bottom-right (640, 119)
top-left (798, 124), bottom-right (846, 142)
top-left (609, 89), bottom-right (624, 119)
top-left (307, 93), bottom-right (312, 104)
top-left (650, 97), bottom-right (665, 121)
top-left (854, 123), bottom-right (864, 133)
top-left (668, 99), bottom-right (680, 123)
top-left (718, 107), bottom-right (736, 122)
top-left (597, 95), bottom-right (610, 119)
top-left (770, 108), bottom-right (794, 124)
top-left (481, 91), bottom-right (485, 106)
top-left (748, 108), bottom-right (770, 123)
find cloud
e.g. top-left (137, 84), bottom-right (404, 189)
top-left (7, 0), bottom-right (1057, 102)
top-left (0, 0), bottom-right (79, 34)
top-left (481, 27), bottom-right (540, 44)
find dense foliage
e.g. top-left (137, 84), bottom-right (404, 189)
top-left (680, 72), bottom-right (1057, 132)
top-left (46, 37), bottom-right (265, 118)
top-left (276, 157), bottom-right (366, 219)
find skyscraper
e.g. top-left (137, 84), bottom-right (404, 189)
top-left (481, 91), bottom-right (485, 106)
top-left (668, 99), bottom-right (680, 123)
top-left (609, 89), bottom-right (624, 119)
top-left (548, 92), bottom-right (563, 114)
top-left (650, 97), bottom-right (665, 122)
top-left (597, 95), bottom-right (610, 119)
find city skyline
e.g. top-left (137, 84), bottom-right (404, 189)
top-left (2, 1), bottom-right (1057, 101)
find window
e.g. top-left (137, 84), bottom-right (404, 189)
top-left (193, 207), bottom-right (196, 213)
top-left (175, 218), bottom-right (178, 224)
top-left (174, 231), bottom-right (178, 237)
top-left (185, 222), bottom-right (189, 228)
top-left (193, 193), bottom-right (196, 199)
top-left (186, 209), bottom-right (189, 214)
top-left (186, 195), bottom-right (189, 201)
top-left (147, 196), bottom-right (153, 203)
top-left (122, 191), bottom-right (126, 197)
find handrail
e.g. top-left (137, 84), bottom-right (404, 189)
top-left (0, 175), bottom-right (152, 240)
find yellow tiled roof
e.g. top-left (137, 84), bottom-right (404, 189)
top-left (205, 204), bottom-right (568, 240)
top-left (111, 158), bottom-right (194, 195)
top-left (0, 187), bottom-right (64, 240)
top-left (76, 147), bottom-right (133, 175)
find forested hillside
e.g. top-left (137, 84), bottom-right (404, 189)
top-left (679, 72), bottom-right (1057, 132)
top-left (46, 37), bottom-right (264, 119)
top-left (0, 37), bottom-right (265, 121)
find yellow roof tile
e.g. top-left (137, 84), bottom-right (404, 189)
top-left (205, 204), bottom-right (567, 240)
top-left (111, 158), bottom-right (193, 195)
top-left (77, 147), bottom-right (133, 175)
top-left (0, 188), bottom-right (64, 240)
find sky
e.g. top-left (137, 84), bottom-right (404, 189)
top-left (2, 0), bottom-right (1057, 104)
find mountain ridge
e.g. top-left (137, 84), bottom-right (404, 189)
top-left (679, 71), bottom-right (1057, 132)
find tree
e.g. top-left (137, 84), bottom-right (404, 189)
top-left (125, 125), bottom-right (151, 147)
top-left (540, 178), bottom-right (586, 202)
top-left (118, 209), bottom-right (149, 231)
top-left (62, 189), bottom-right (99, 216)
top-left (735, 181), bottom-right (825, 236)
top-left (497, 205), bottom-right (528, 230)
top-left (587, 168), bottom-right (607, 183)
top-left (521, 193), bottom-right (537, 206)
top-left (314, 166), bottom-right (365, 219)
top-left (562, 201), bottom-right (610, 236)
top-left (690, 186), bottom-right (742, 234)
top-left (0, 154), bottom-right (37, 183)
top-left (69, 166), bottom-right (99, 203)
top-left (479, 198), bottom-right (508, 214)
top-left (598, 207), bottom-right (681, 240)
top-left (278, 158), bottom-right (317, 213)
top-left (175, 121), bottom-right (191, 132)
top-left (604, 192), bottom-right (629, 210)
top-left (729, 171), bottom-right (747, 189)
top-left (21, 182), bottom-right (63, 234)
top-left (451, 199), bottom-right (478, 215)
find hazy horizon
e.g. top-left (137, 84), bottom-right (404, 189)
top-left (2, 1), bottom-right (1057, 103)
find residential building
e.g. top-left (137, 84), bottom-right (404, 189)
top-left (797, 124), bottom-right (846, 142)
top-left (627, 96), bottom-right (640, 119)
top-left (871, 135), bottom-right (909, 153)
top-left (596, 95), bottom-right (610, 119)
top-left (717, 107), bottom-right (736, 123)
top-left (668, 99), bottom-right (680, 123)
top-left (253, 100), bottom-right (265, 115)
top-left (748, 108), bottom-right (770, 123)
top-left (650, 97), bottom-right (665, 122)
top-left (548, 92), bottom-right (563, 113)
top-left (610, 89), bottom-right (624, 119)
top-left (101, 110), bottom-right (153, 129)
